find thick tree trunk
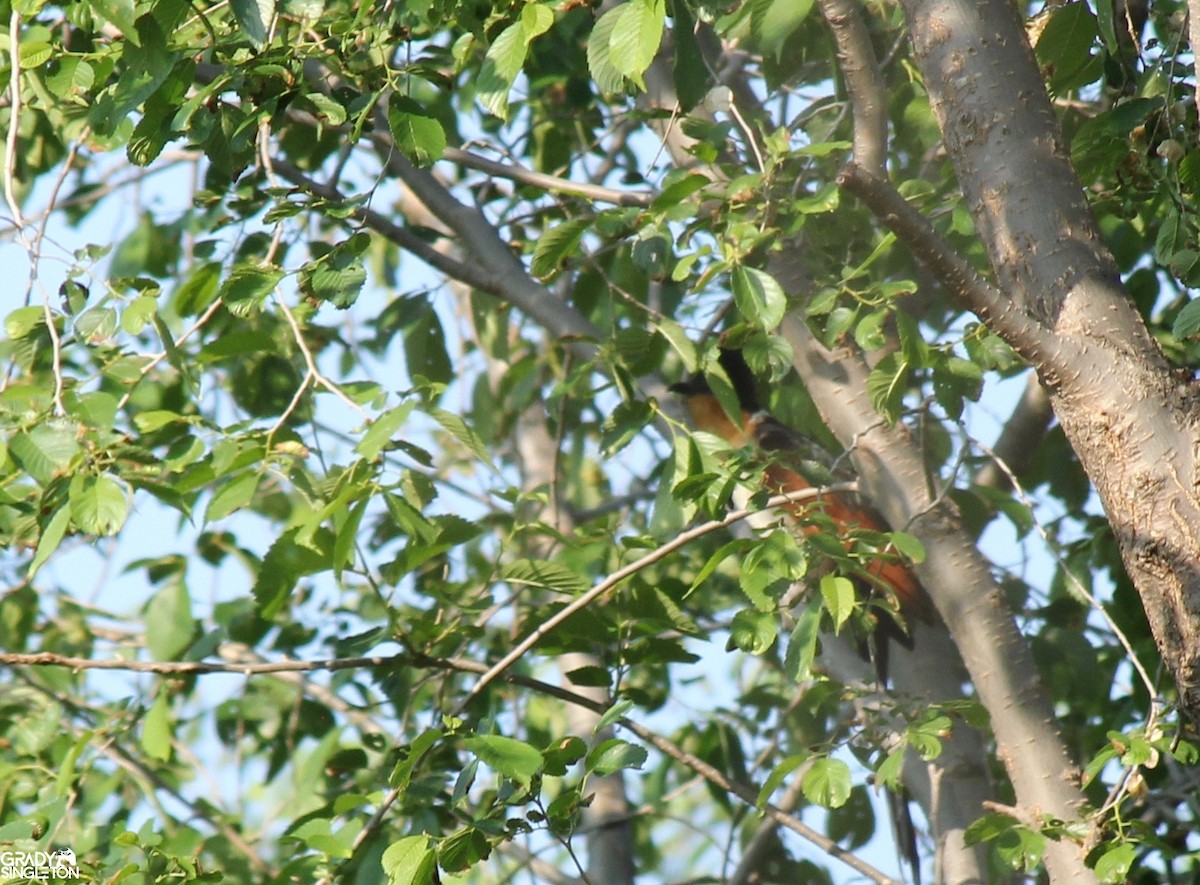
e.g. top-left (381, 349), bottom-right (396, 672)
top-left (896, 0), bottom-right (1200, 725)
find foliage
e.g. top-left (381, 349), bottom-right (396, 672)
top-left (0, 0), bottom-right (1197, 881)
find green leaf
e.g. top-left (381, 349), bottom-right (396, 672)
top-left (521, 3), bottom-right (555, 37)
top-left (801, 756), bottom-right (851, 808)
top-left (10, 421), bottom-right (80, 484)
top-left (429, 407), bottom-right (495, 471)
top-left (69, 473), bottom-right (130, 536)
top-left (477, 19), bottom-right (529, 118)
top-left (387, 95), bottom-right (447, 167)
top-left (300, 239), bottom-right (368, 308)
top-left (670, 0), bottom-right (707, 110)
top-left (19, 41), bottom-right (53, 68)
top-left (205, 471), bottom-right (260, 523)
top-left (1033, 2), bottom-right (1102, 93)
top-left (1093, 842), bottom-right (1136, 883)
top-left (732, 265), bottom-right (787, 330)
top-left (174, 261), bottom-right (223, 316)
top-left (6, 305), bottom-right (44, 339)
top-left (381, 835), bottom-right (437, 885)
top-left (141, 691), bottom-right (173, 762)
top-left (784, 596), bottom-right (822, 682)
top-left (301, 91), bottom-right (346, 126)
top-left (1173, 297), bottom-right (1200, 339)
top-left (253, 528), bottom-right (334, 618)
top-left (757, 754), bottom-right (806, 808)
top-left (588, 5), bottom-right (629, 94)
top-left (964, 811), bottom-right (1020, 845)
top-left (145, 580), bottom-right (195, 660)
top-left (594, 698), bottom-right (634, 733)
top-left (439, 826), bottom-right (491, 873)
top-left (231, 0), bottom-right (275, 46)
top-left (531, 219), bottom-right (591, 278)
top-left (888, 532), bottom-right (925, 564)
top-left (875, 745), bottom-right (906, 790)
top-left (356, 403), bottom-right (415, 461)
top-left (749, 0), bottom-right (815, 59)
top-left (586, 738), bottom-right (647, 776)
top-left (464, 734), bottom-right (543, 787)
top-left (501, 559), bottom-right (589, 595)
top-left (865, 351), bottom-right (909, 421)
top-left (219, 264), bottom-right (284, 317)
top-left (27, 507), bottom-right (71, 580)
top-left (994, 825), bottom-right (1046, 871)
top-left (608, 0), bottom-right (665, 88)
top-left (819, 574), bottom-right (856, 632)
top-left (728, 608), bottom-right (777, 655)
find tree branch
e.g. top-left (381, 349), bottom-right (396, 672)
top-left (837, 163), bottom-right (1060, 367)
top-left (444, 146), bottom-right (653, 208)
top-left (818, 0), bottom-right (889, 174)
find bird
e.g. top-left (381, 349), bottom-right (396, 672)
top-left (669, 348), bottom-right (934, 635)
top-left (671, 347), bottom-right (930, 883)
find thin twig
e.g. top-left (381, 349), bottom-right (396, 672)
top-left (456, 484), bottom-right (858, 711)
top-left (4, 8), bottom-right (25, 231)
top-left (444, 146), bottom-right (653, 207)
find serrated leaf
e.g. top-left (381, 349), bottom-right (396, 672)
top-left (387, 95), bottom-right (446, 167)
top-left (732, 265), bottom-right (787, 330)
top-left (1173, 298), bottom-right (1200, 339)
top-left (300, 250), bottom-right (366, 309)
top-left (865, 352), bottom-right (909, 421)
top-left (381, 835), bottom-right (437, 885)
top-left (10, 422), bottom-right (80, 484)
top-left (205, 471), bottom-right (259, 523)
top-left (964, 811), bottom-right (1020, 845)
top-left (302, 91), bottom-right (346, 126)
top-left (820, 574), bottom-right (856, 632)
top-left (19, 41), bottom-right (53, 68)
top-left (429, 407), bottom-right (495, 470)
top-left (588, 5), bottom-right (629, 94)
top-left (253, 528), bottom-right (334, 618)
top-left (231, 0), bottom-right (275, 46)
top-left (464, 734), bottom-right (543, 787)
top-left (801, 756), bottom-right (851, 808)
top-left (586, 738), bottom-right (647, 776)
top-left (728, 608), bottom-right (776, 655)
top-left (888, 531), bottom-right (925, 563)
top-left (521, 2), bottom-right (554, 37)
top-left (69, 473), bottom-right (129, 536)
top-left (531, 219), bottom-right (591, 278)
top-left (219, 264), bottom-right (283, 317)
top-left (477, 20), bottom-right (528, 118)
top-left (609, 0), bottom-right (665, 87)
top-left (875, 745), bottom-right (906, 790)
top-left (501, 558), bottom-right (588, 595)
top-left (356, 404), bottom-right (415, 461)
